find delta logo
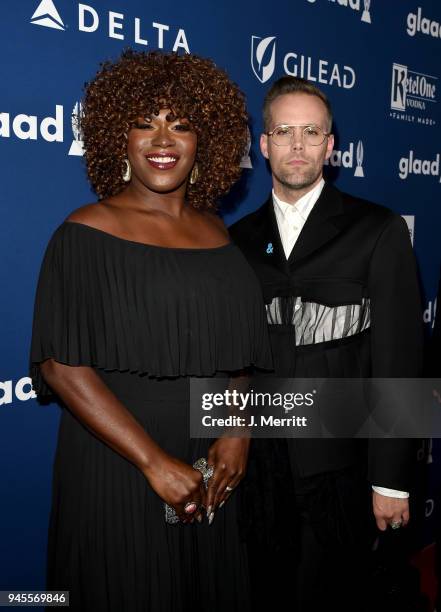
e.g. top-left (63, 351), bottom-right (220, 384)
top-left (30, 0), bottom-right (190, 52)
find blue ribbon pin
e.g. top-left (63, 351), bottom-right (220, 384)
top-left (266, 242), bottom-right (273, 254)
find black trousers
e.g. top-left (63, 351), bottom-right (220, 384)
top-left (244, 456), bottom-right (373, 612)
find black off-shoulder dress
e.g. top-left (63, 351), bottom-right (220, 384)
top-left (29, 221), bottom-right (273, 612)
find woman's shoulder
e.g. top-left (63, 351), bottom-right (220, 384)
top-left (41, 202), bottom-right (120, 263)
top-left (199, 209), bottom-right (229, 242)
top-left (65, 201), bottom-right (114, 232)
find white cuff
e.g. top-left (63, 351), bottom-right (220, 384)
top-left (372, 485), bottom-right (409, 499)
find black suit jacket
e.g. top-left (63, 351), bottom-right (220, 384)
top-left (229, 183), bottom-right (423, 491)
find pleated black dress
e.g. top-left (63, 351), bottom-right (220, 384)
top-left (29, 220), bottom-right (273, 612)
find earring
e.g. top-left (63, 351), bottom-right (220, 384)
top-left (122, 159), bottom-right (131, 182)
top-left (189, 163), bottom-right (199, 185)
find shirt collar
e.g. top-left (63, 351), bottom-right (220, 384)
top-left (272, 178), bottom-right (325, 222)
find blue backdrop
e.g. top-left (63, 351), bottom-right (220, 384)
top-left (1, 0), bottom-right (441, 598)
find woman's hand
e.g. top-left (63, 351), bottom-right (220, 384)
top-left (143, 450), bottom-right (207, 523)
top-left (205, 436), bottom-right (251, 523)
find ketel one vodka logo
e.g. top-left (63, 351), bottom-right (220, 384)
top-left (391, 63), bottom-right (437, 111)
top-left (251, 36), bottom-right (276, 84)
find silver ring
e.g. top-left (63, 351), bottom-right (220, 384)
top-left (390, 520), bottom-right (403, 529)
top-left (184, 501), bottom-right (198, 514)
top-left (225, 485), bottom-right (234, 492)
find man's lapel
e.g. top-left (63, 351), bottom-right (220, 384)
top-left (287, 183), bottom-right (345, 268)
top-left (249, 195), bottom-right (289, 275)
top-left (266, 198), bottom-right (289, 274)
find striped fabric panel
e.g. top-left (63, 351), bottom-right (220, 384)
top-left (266, 295), bottom-right (371, 345)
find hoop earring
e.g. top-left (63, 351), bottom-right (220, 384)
top-left (189, 163), bottom-right (199, 185)
top-left (122, 159), bottom-right (131, 182)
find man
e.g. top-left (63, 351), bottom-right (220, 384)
top-left (229, 77), bottom-right (423, 611)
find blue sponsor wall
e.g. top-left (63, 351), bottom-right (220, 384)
top-left (1, 0), bottom-right (441, 599)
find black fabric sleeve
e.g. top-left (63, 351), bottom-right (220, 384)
top-left (29, 225), bottom-right (89, 397)
top-left (367, 214), bottom-right (423, 491)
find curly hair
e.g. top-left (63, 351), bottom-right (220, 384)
top-left (81, 49), bottom-right (248, 210)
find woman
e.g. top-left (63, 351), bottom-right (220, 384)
top-left (29, 50), bottom-right (272, 611)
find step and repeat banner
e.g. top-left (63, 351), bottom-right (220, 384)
top-left (1, 0), bottom-right (441, 596)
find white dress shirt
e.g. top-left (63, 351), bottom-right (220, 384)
top-left (272, 180), bottom-right (409, 500)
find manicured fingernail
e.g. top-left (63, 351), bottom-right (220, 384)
top-left (219, 501), bottom-right (225, 509)
top-left (209, 512), bottom-right (215, 525)
top-left (207, 506), bottom-right (212, 516)
top-left (196, 514), bottom-right (202, 523)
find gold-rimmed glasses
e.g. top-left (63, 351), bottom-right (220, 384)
top-left (266, 124), bottom-right (330, 146)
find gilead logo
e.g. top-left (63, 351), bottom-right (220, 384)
top-left (0, 377), bottom-right (36, 405)
top-left (250, 35), bottom-right (356, 88)
top-left (251, 36), bottom-right (276, 83)
top-left (0, 106), bottom-right (63, 142)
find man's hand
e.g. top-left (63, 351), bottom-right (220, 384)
top-left (372, 491), bottom-right (409, 531)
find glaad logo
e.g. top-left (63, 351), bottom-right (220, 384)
top-left (306, 0), bottom-right (371, 24)
top-left (240, 127), bottom-right (253, 169)
top-left (0, 377), bottom-right (36, 406)
top-left (398, 151), bottom-right (440, 182)
top-left (250, 35), bottom-right (355, 88)
top-left (324, 140), bottom-right (365, 177)
top-left (407, 7), bottom-right (441, 39)
top-left (30, 2), bottom-right (190, 52)
top-left (426, 499), bottom-right (435, 518)
top-left (390, 63), bottom-right (437, 126)
top-left (423, 297), bottom-right (437, 328)
top-left (0, 106), bottom-right (63, 142)
top-left (251, 36), bottom-right (276, 84)
top-left (31, 0), bottom-right (65, 30)
top-left (361, 0), bottom-right (371, 23)
top-left (69, 102), bottom-right (84, 156)
top-left (401, 215), bottom-right (415, 246)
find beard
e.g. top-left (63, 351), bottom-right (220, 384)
top-left (272, 163), bottom-right (322, 192)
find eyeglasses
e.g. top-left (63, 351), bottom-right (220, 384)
top-left (266, 124), bottom-right (330, 147)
